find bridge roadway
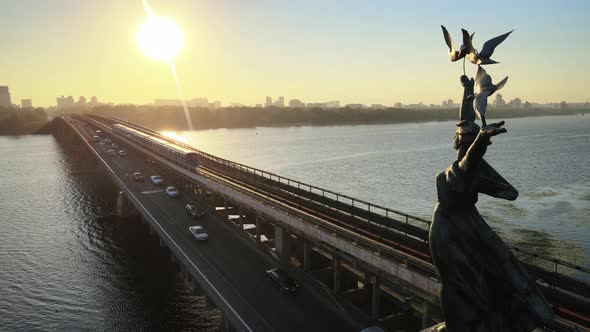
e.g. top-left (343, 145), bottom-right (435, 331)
top-left (64, 115), bottom-right (590, 331)
top-left (65, 117), bottom-right (373, 332)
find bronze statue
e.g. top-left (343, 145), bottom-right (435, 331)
top-left (430, 27), bottom-right (554, 331)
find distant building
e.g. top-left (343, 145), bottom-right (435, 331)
top-left (275, 96), bottom-right (285, 108)
top-left (21, 99), bottom-right (32, 108)
top-left (210, 100), bottom-right (222, 109)
top-left (345, 103), bottom-right (364, 109)
top-left (255, 104), bottom-right (263, 108)
top-left (507, 97), bottom-right (522, 109)
top-left (0, 86), bottom-right (11, 107)
top-left (369, 104), bottom-right (387, 110)
top-left (188, 97), bottom-right (209, 108)
top-left (394, 102), bottom-right (403, 108)
top-left (89, 96), bottom-right (98, 106)
top-left (288, 99), bottom-right (305, 108)
top-left (442, 99), bottom-right (457, 108)
top-left (306, 100), bottom-right (340, 109)
top-left (265, 96), bottom-right (273, 107)
top-left (406, 102), bottom-right (427, 109)
top-left (77, 96), bottom-right (87, 107)
top-left (57, 96), bottom-right (75, 109)
top-left (493, 94), bottom-right (505, 108)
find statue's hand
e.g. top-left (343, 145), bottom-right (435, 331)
top-left (481, 121), bottom-right (507, 137)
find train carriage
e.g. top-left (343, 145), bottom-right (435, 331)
top-left (112, 123), bottom-right (199, 167)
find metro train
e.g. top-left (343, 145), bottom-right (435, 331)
top-left (112, 123), bottom-right (199, 166)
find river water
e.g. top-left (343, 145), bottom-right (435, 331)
top-left (0, 115), bottom-right (588, 329)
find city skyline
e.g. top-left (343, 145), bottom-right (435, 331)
top-left (1, 0), bottom-right (589, 107)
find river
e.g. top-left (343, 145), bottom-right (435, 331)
top-left (1, 115), bottom-right (588, 329)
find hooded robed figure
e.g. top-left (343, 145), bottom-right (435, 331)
top-left (428, 75), bottom-right (554, 331)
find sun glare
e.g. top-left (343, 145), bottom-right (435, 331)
top-left (161, 131), bottom-right (188, 143)
top-left (137, 16), bottom-right (184, 61)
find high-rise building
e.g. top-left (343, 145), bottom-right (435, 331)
top-left (276, 96), bottom-right (285, 108)
top-left (57, 96), bottom-right (75, 109)
top-left (0, 86), bottom-right (12, 107)
top-left (77, 96), bottom-right (87, 106)
top-left (90, 96), bottom-right (98, 106)
top-left (493, 94), bottom-right (505, 108)
top-left (265, 96), bottom-right (273, 107)
top-left (21, 99), bottom-right (32, 108)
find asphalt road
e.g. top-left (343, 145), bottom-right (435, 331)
top-left (70, 118), bottom-right (370, 332)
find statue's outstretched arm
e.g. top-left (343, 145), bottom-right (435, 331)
top-left (459, 121), bottom-right (507, 173)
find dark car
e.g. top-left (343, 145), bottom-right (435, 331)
top-left (132, 172), bottom-right (145, 182)
top-left (265, 267), bottom-right (298, 293)
top-left (185, 204), bottom-right (205, 218)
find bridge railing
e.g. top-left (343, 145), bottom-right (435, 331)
top-left (90, 115), bottom-right (590, 284)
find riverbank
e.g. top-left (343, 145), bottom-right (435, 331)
top-left (86, 104), bottom-right (589, 132)
top-left (0, 107), bottom-right (48, 135)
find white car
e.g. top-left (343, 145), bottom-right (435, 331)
top-left (92, 135), bottom-right (100, 143)
top-left (150, 175), bottom-right (163, 185)
top-left (118, 149), bottom-right (127, 156)
top-left (165, 186), bottom-right (179, 198)
top-left (104, 138), bottom-right (111, 144)
top-left (107, 149), bottom-right (116, 156)
top-left (189, 226), bottom-right (208, 241)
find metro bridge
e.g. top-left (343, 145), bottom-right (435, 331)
top-left (53, 114), bottom-right (590, 332)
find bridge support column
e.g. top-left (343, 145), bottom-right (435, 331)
top-left (255, 215), bottom-right (261, 244)
top-left (303, 239), bottom-right (311, 271)
top-left (116, 191), bottom-right (130, 217)
top-left (275, 225), bottom-right (289, 264)
top-left (421, 301), bottom-right (432, 329)
top-left (333, 254), bottom-right (341, 292)
top-left (370, 273), bottom-right (380, 319)
top-left (237, 204), bottom-right (242, 229)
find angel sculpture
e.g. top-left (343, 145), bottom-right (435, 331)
top-left (429, 27), bottom-right (555, 332)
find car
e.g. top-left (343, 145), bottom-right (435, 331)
top-left (118, 149), bottom-right (127, 156)
top-left (185, 204), bottom-right (205, 218)
top-left (150, 175), bottom-right (164, 185)
top-left (189, 225), bottom-right (208, 241)
top-left (111, 143), bottom-right (118, 148)
top-left (104, 138), bottom-right (111, 144)
top-left (95, 130), bottom-right (102, 135)
top-left (91, 135), bottom-right (100, 143)
top-left (107, 149), bottom-right (116, 156)
top-left (165, 186), bottom-right (179, 198)
top-left (265, 267), bottom-right (299, 293)
top-left (132, 172), bottom-right (145, 182)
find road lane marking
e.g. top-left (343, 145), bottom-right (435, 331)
top-left (141, 190), bottom-right (165, 194)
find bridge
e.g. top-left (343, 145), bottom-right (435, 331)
top-left (53, 114), bottom-right (590, 332)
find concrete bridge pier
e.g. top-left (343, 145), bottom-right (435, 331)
top-left (370, 273), bottom-right (381, 319)
top-left (116, 191), bottom-right (135, 217)
top-left (274, 225), bottom-right (290, 265)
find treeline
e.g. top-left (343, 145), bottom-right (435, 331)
top-left (87, 105), bottom-right (590, 131)
top-left (0, 107), bottom-right (48, 135)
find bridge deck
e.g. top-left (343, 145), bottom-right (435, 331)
top-left (66, 117), bottom-right (371, 332)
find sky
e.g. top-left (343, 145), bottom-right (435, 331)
top-left (0, 0), bottom-right (588, 107)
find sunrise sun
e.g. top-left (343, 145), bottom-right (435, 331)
top-left (137, 15), bottom-right (184, 61)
